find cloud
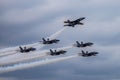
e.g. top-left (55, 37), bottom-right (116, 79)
top-left (0, 0), bottom-right (120, 80)
top-left (1, 0), bottom-right (70, 24)
top-left (0, 77), bottom-right (17, 80)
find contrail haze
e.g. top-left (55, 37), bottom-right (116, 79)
top-left (0, 54), bottom-right (78, 74)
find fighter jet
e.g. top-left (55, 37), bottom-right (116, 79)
top-left (19, 46), bottom-right (36, 53)
top-left (79, 50), bottom-right (98, 57)
top-left (49, 49), bottom-right (67, 56)
top-left (74, 41), bottom-right (93, 48)
top-left (64, 17), bottom-right (85, 27)
top-left (40, 38), bottom-right (60, 44)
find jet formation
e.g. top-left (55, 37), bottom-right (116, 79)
top-left (18, 17), bottom-right (98, 57)
top-left (0, 17), bottom-right (100, 74)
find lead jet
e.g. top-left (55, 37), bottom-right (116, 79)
top-left (49, 49), bottom-right (67, 56)
top-left (79, 50), bottom-right (98, 57)
top-left (74, 41), bottom-right (93, 48)
top-left (19, 46), bottom-right (36, 53)
top-left (40, 38), bottom-right (60, 44)
top-left (64, 17), bottom-right (85, 27)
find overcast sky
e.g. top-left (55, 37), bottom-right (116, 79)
top-left (0, 0), bottom-right (120, 80)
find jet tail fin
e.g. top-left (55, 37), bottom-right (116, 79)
top-left (19, 46), bottom-right (23, 53)
top-left (42, 38), bottom-right (47, 44)
top-left (76, 41), bottom-right (81, 47)
top-left (50, 49), bottom-right (54, 54)
top-left (42, 38), bottom-right (46, 42)
top-left (81, 50), bottom-right (85, 54)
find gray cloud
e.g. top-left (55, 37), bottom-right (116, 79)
top-left (0, 0), bottom-right (120, 80)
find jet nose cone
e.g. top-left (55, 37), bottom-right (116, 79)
top-left (95, 52), bottom-right (99, 54)
top-left (88, 42), bottom-right (93, 46)
top-left (56, 40), bottom-right (60, 42)
top-left (90, 43), bottom-right (94, 45)
top-left (64, 51), bottom-right (67, 53)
